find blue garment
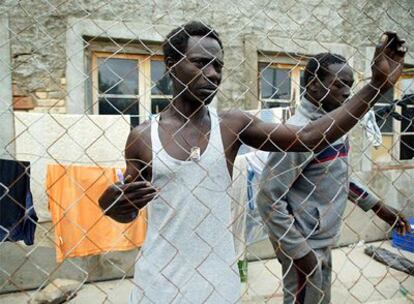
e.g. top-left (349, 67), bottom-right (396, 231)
top-left (0, 159), bottom-right (38, 245)
top-left (247, 167), bottom-right (255, 210)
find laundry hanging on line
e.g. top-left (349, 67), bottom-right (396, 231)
top-left (0, 158), bottom-right (38, 246)
top-left (46, 164), bottom-right (147, 263)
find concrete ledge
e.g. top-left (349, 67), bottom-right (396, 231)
top-left (0, 222), bottom-right (138, 294)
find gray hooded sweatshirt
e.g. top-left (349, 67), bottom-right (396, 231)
top-left (256, 98), bottom-right (380, 259)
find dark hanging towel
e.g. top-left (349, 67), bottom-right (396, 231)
top-left (0, 159), bottom-right (38, 245)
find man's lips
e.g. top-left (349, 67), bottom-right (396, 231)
top-left (198, 87), bottom-right (217, 94)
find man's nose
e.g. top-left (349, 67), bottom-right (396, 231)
top-left (343, 88), bottom-right (351, 99)
top-left (203, 64), bottom-right (220, 84)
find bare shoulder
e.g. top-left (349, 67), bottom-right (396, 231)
top-left (219, 109), bottom-right (256, 130)
top-left (125, 120), bottom-right (152, 161)
top-left (128, 120), bottom-right (152, 145)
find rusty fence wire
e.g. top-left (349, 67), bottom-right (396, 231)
top-left (0, 0), bottom-right (414, 303)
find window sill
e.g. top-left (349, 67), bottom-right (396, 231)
top-left (372, 159), bottom-right (414, 171)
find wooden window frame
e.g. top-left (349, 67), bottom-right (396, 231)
top-left (258, 61), bottom-right (304, 112)
top-left (91, 52), bottom-right (169, 124)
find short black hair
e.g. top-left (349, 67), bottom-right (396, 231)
top-left (304, 53), bottom-right (348, 86)
top-left (163, 21), bottom-right (223, 63)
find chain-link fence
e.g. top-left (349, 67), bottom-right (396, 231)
top-left (0, 1), bottom-right (414, 303)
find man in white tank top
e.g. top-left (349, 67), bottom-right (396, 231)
top-left (99, 21), bottom-right (406, 303)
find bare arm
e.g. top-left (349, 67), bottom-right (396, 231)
top-left (240, 32), bottom-right (406, 152)
top-left (99, 124), bottom-right (157, 223)
top-left (370, 201), bottom-right (412, 236)
top-left (348, 179), bottom-right (411, 235)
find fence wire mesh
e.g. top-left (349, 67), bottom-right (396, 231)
top-left (0, 1), bottom-right (414, 303)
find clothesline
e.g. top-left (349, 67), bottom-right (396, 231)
top-left (0, 159), bottom-right (147, 263)
top-left (13, 152), bottom-right (125, 165)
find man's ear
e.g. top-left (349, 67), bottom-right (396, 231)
top-left (166, 57), bottom-right (176, 73)
top-left (307, 76), bottom-right (319, 94)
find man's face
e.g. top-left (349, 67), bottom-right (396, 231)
top-left (311, 63), bottom-right (354, 112)
top-left (168, 36), bottom-right (223, 105)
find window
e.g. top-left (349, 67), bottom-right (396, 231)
top-left (372, 70), bottom-right (414, 161)
top-left (399, 76), bottom-right (414, 160)
top-left (259, 60), bottom-right (305, 121)
top-left (151, 60), bottom-right (173, 114)
top-left (260, 65), bottom-right (291, 102)
top-left (92, 53), bottom-right (172, 126)
top-left (372, 88), bottom-right (395, 162)
top-left (374, 88), bottom-right (394, 134)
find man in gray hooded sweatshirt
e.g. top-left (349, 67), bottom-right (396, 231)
top-left (257, 52), bottom-right (411, 304)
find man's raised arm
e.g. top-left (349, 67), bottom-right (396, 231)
top-left (239, 32), bottom-right (406, 153)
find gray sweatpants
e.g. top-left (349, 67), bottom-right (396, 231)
top-left (277, 247), bottom-right (332, 304)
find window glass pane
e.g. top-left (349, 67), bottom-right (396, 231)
top-left (400, 78), bottom-right (414, 158)
top-left (151, 98), bottom-right (170, 114)
top-left (401, 105), bottom-right (414, 133)
top-left (374, 88), bottom-right (394, 133)
top-left (151, 61), bottom-right (173, 95)
top-left (374, 105), bottom-right (393, 133)
top-left (260, 65), bottom-right (291, 100)
top-left (99, 97), bottom-right (139, 126)
top-left (401, 78), bottom-right (414, 131)
top-left (400, 134), bottom-right (414, 160)
top-left (98, 58), bottom-right (138, 95)
top-left (377, 87), bottom-right (394, 104)
top-left (401, 77), bottom-right (414, 95)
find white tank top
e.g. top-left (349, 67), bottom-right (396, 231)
top-left (129, 107), bottom-right (241, 304)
